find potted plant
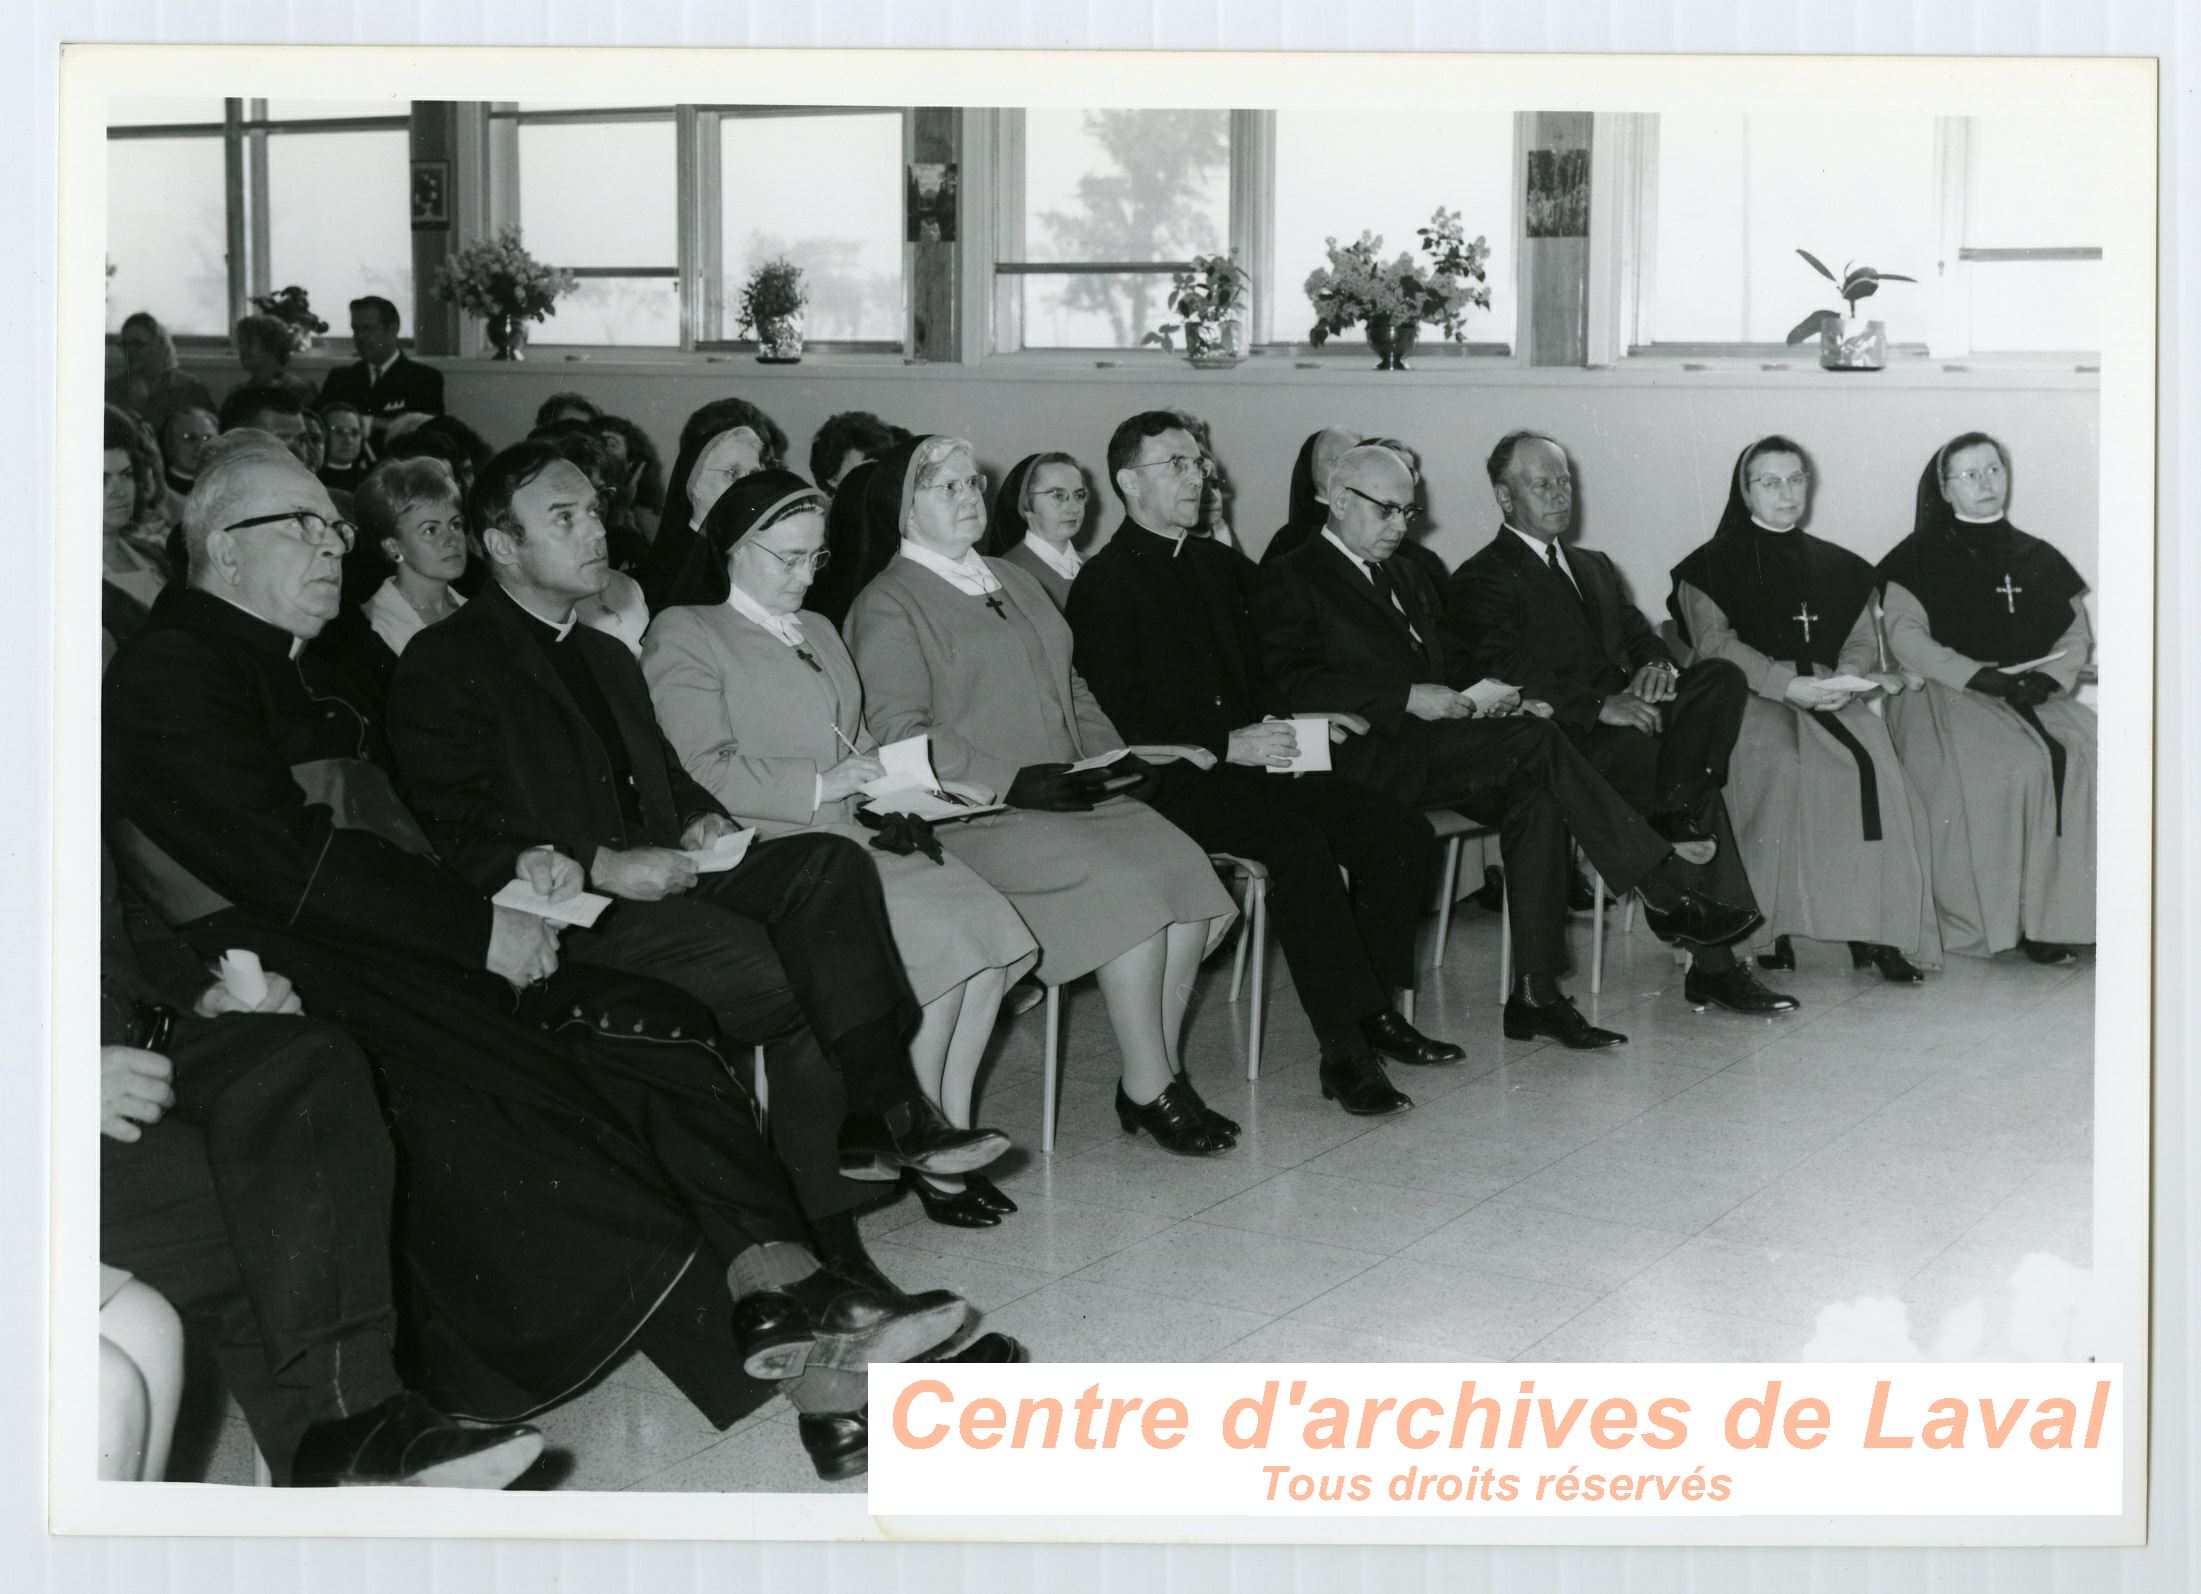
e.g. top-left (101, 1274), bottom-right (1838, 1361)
top-left (1139, 252), bottom-right (1252, 368)
top-left (249, 285), bottom-right (330, 353)
top-left (1304, 208), bottom-right (1493, 370)
top-left (431, 227), bottom-right (578, 361)
top-left (1784, 250), bottom-right (1917, 372)
top-left (737, 257), bottom-right (809, 364)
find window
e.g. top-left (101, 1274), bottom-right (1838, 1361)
top-left (717, 111), bottom-right (905, 344)
top-left (106, 109), bottom-right (227, 334)
top-left (265, 128), bottom-right (414, 325)
top-left (1959, 111), bottom-right (2105, 354)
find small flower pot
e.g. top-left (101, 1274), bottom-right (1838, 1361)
top-left (485, 312), bottom-right (529, 361)
top-left (757, 313), bottom-right (805, 364)
top-left (1818, 317), bottom-right (1888, 371)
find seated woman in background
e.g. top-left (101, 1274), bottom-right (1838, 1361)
top-left (101, 405), bottom-right (172, 648)
top-left (231, 314), bottom-right (320, 405)
top-left (157, 405), bottom-right (218, 523)
top-left (534, 390), bottom-right (600, 430)
top-left (593, 412), bottom-right (667, 542)
top-left (640, 396), bottom-right (790, 609)
top-left (1667, 436), bottom-right (1939, 982)
top-left (106, 311), bottom-right (215, 440)
top-left (981, 452), bottom-right (1091, 612)
top-left (313, 457), bottom-right (470, 704)
top-left (643, 470), bottom-right (1042, 1227)
top-left (845, 435), bottom-right (1242, 1159)
top-left (316, 399), bottom-right (372, 494)
top-left (810, 410), bottom-right (905, 492)
top-left (1877, 432), bottom-right (2097, 964)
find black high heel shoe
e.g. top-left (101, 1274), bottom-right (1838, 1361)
top-left (1115, 1080), bottom-right (1226, 1157)
top-left (905, 1170), bottom-right (1002, 1229)
top-left (1172, 1076), bottom-right (1241, 1144)
top-left (2019, 937), bottom-right (2079, 966)
top-left (962, 1172), bottom-right (1018, 1215)
top-left (1849, 942), bottom-right (1926, 983)
top-left (1756, 934), bottom-right (1796, 971)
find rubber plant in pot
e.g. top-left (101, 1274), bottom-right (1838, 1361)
top-left (432, 227), bottom-right (577, 361)
top-left (1785, 250), bottom-right (1916, 371)
top-left (738, 257), bottom-right (809, 364)
top-left (1139, 252), bottom-right (1252, 368)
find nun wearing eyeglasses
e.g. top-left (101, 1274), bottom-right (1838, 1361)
top-left (1874, 432), bottom-right (2096, 965)
top-left (642, 470), bottom-right (1039, 1227)
top-left (1667, 437), bottom-right (1939, 983)
top-left (844, 435), bottom-right (1243, 1160)
top-left (979, 452), bottom-right (1092, 612)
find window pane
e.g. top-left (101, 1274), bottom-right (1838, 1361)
top-left (106, 137), bottom-right (229, 335)
top-left (534, 276), bottom-right (680, 346)
top-left (1018, 271), bottom-right (1182, 349)
top-left (513, 100), bottom-right (676, 113)
top-left (108, 97), bottom-right (226, 127)
top-left (261, 98), bottom-right (409, 122)
top-left (1022, 108), bottom-right (1229, 267)
top-left (1275, 109), bottom-right (1515, 348)
top-left (1969, 261), bottom-right (2100, 353)
top-left (518, 120), bottom-right (675, 267)
top-left (1650, 112), bottom-right (1938, 345)
top-left (1969, 111), bottom-right (2104, 246)
top-left (265, 130), bottom-right (413, 333)
top-left (719, 112), bottom-right (905, 344)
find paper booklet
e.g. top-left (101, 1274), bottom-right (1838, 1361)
top-left (1998, 650), bottom-right (2067, 675)
top-left (493, 879), bottom-right (614, 929)
top-left (1266, 717), bottom-right (1333, 776)
top-left (1819, 674), bottom-right (1883, 693)
top-left (857, 734), bottom-right (1005, 823)
top-left (684, 829), bottom-right (756, 873)
top-left (1068, 744), bottom-right (1217, 774)
top-left (863, 788), bottom-right (1007, 823)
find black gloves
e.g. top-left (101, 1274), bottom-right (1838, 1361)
top-left (854, 807), bottom-right (945, 865)
top-left (1966, 667), bottom-right (2019, 700)
top-left (1968, 667), bottom-right (2060, 707)
top-left (1107, 752), bottom-right (1164, 805)
top-left (1004, 762), bottom-right (1115, 813)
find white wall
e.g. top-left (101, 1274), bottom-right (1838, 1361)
top-left (178, 352), bottom-right (2101, 614)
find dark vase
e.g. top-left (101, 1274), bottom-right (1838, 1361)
top-left (1366, 316), bottom-right (1421, 371)
top-left (485, 312), bottom-right (529, 361)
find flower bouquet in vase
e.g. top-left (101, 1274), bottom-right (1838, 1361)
top-left (1304, 209), bottom-right (1492, 370)
top-left (431, 227), bottom-right (578, 360)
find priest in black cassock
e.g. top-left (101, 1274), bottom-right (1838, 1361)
top-left (1068, 411), bottom-right (1459, 1117)
top-left (1667, 436), bottom-right (1940, 981)
top-left (1876, 431), bottom-right (2096, 962)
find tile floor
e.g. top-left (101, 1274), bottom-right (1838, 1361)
top-left (187, 894), bottom-right (2097, 1493)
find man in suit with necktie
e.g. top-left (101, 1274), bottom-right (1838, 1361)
top-left (319, 296), bottom-right (446, 451)
top-left (1255, 443), bottom-right (1763, 1047)
top-left (1447, 430), bottom-right (1797, 1016)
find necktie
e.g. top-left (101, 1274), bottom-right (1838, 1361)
top-left (1545, 540), bottom-right (1590, 612)
top-left (1367, 561), bottom-right (1430, 663)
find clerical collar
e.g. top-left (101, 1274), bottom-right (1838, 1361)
top-left (1020, 531), bottom-right (1086, 578)
top-left (502, 584), bottom-right (578, 641)
top-left (1132, 518), bottom-right (1192, 559)
top-left (1320, 525), bottom-right (1376, 577)
top-left (1748, 515), bottom-right (1800, 534)
top-left (898, 537), bottom-right (1002, 596)
top-left (1953, 511), bottom-right (2005, 526)
top-left (200, 586), bottom-right (312, 656)
top-left (726, 580), bottom-right (807, 647)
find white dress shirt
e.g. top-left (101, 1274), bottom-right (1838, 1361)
top-left (898, 538), bottom-right (1003, 596)
top-left (1322, 526), bottom-right (1423, 644)
top-left (1508, 523), bottom-right (1582, 598)
top-left (1019, 532), bottom-right (1084, 581)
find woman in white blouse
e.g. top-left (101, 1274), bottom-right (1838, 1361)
top-left (355, 458), bottom-right (469, 657)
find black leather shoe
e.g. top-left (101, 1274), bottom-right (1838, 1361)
top-left (1115, 1080), bottom-right (1227, 1156)
top-left (1318, 1051), bottom-right (1413, 1116)
top-left (1566, 866), bottom-right (1596, 914)
top-left (1684, 965), bottom-right (1801, 1015)
top-left (1360, 1009), bottom-right (1467, 1067)
top-left (1502, 994), bottom-right (1627, 1049)
top-left (838, 1098), bottom-right (1011, 1181)
top-left (907, 1170), bottom-right (1002, 1229)
top-left (1850, 941), bottom-right (1926, 982)
top-left (1757, 934), bottom-right (1796, 971)
top-left (289, 1392), bottom-right (544, 1489)
top-left (731, 1268), bottom-right (969, 1380)
top-left (1174, 1076), bottom-right (1241, 1144)
top-left (1641, 890), bottom-right (1762, 949)
top-left (962, 1172), bottom-right (1018, 1214)
top-left (1650, 809), bottom-right (1714, 847)
top-left (2019, 937), bottom-right (2079, 966)
top-left (920, 1331), bottom-right (1031, 1364)
top-left (796, 1408), bottom-right (869, 1483)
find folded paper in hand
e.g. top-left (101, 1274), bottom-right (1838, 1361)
top-left (1267, 717), bottom-right (1333, 776)
top-left (1998, 650), bottom-right (2067, 675)
top-left (864, 789), bottom-right (1006, 823)
top-left (218, 949), bottom-right (268, 1007)
top-left (1819, 674), bottom-right (1882, 693)
top-left (1461, 679), bottom-right (1522, 715)
top-left (1067, 744), bottom-right (1215, 775)
top-left (493, 880), bottom-right (613, 928)
top-left (685, 829), bottom-right (756, 873)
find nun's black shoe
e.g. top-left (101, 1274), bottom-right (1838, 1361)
top-left (838, 1098), bottom-right (1011, 1181)
top-left (2019, 937), bottom-right (2080, 966)
top-left (797, 1408), bottom-right (869, 1483)
top-left (1502, 995), bottom-right (1627, 1049)
top-left (1850, 942), bottom-right (1926, 982)
top-left (731, 1269), bottom-right (969, 1380)
top-left (1318, 1051), bottom-right (1413, 1116)
top-left (1642, 892), bottom-right (1761, 949)
top-left (289, 1392), bottom-right (544, 1489)
top-left (1683, 966), bottom-right (1801, 1015)
top-left (1757, 934), bottom-right (1797, 971)
top-left (962, 1172), bottom-right (1018, 1214)
top-left (920, 1332), bottom-right (1031, 1364)
top-left (1173, 1076), bottom-right (1241, 1143)
top-left (907, 1171), bottom-right (1002, 1229)
top-left (1361, 1010), bottom-right (1467, 1067)
top-left (1115, 1080), bottom-right (1227, 1156)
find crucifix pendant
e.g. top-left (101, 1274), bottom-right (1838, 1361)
top-left (1996, 574), bottom-right (2023, 614)
top-left (1793, 601), bottom-right (1818, 644)
top-left (982, 592), bottom-right (1007, 618)
top-left (794, 647), bottom-right (824, 673)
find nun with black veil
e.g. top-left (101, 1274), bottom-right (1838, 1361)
top-left (639, 395), bottom-right (792, 611)
top-left (978, 451), bottom-right (1092, 612)
top-left (1667, 436), bottom-right (1939, 981)
top-left (806, 458), bottom-right (892, 630)
top-left (1875, 431), bottom-right (2096, 963)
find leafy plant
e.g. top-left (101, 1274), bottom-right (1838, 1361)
top-left (1139, 252), bottom-right (1251, 356)
top-left (1784, 249), bottom-right (1917, 345)
top-left (736, 257), bottom-right (809, 335)
top-left (250, 285), bottom-right (329, 351)
top-left (431, 227), bottom-right (578, 323)
top-left (1305, 208), bottom-right (1493, 345)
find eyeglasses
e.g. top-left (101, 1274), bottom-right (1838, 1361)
top-left (220, 509), bottom-right (355, 552)
top-left (1748, 471), bottom-right (1810, 493)
top-left (1033, 487), bottom-right (1091, 507)
top-left (1129, 454), bottom-right (1214, 480)
top-left (921, 472), bottom-right (988, 500)
top-left (1943, 462), bottom-right (2008, 487)
top-left (1342, 484), bottom-right (1421, 526)
top-left (744, 544), bottom-right (832, 573)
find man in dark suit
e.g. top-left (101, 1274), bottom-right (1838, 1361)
top-left (1447, 430), bottom-right (1797, 1015)
top-left (319, 295), bottom-right (446, 450)
top-left (1255, 443), bottom-right (1764, 1045)
top-left (384, 440), bottom-right (1012, 1228)
top-left (1068, 411), bottom-right (1462, 1118)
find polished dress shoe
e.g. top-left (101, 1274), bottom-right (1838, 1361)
top-left (962, 1172), bottom-right (1018, 1214)
top-left (1650, 809), bottom-right (1714, 847)
top-left (1174, 1075), bottom-right (1241, 1144)
top-left (1756, 934), bottom-right (1796, 971)
top-left (1641, 890), bottom-right (1762, 949)
top-left (1684, 965), bottom-right (1801, 1015)
top-left (838, 1098), bottom-right (1011, 1181)
top-left (1360, 1010), bottom-right (1467, 1067)
top-left (1502, 994), bottom-right (1627, 1049)
top-left (1318, 1051), bottom-right (1413, 1116)
top-left (731, 1267), bottom-right (968, 1379)
top-left (907, 1170), bottom-right (1001, 1229)
top-left (1115, 1079), bottom-right (1228, 1156)
top-left (920, 1331), bottom-right (1031, 1364)
top-left (796, 1407), bottom-right (869, 1483)
top-left (1849, 941), bottom-right (1926, 982)
top-left (289, 1392), bottom-right (543, 1489)
top-left (2019, 937), bottom-right (2080, 966)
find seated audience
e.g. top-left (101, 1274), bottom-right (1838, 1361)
top-left (644, 470), bottom-right (1041, 1227)
top-left (810, 409), bottom-right (904, 492)
top-left (593, 411), bottom-right (667, 540)
top-left (315, 399), bottom-right (373, 494)
top-left (314, 456), bottom-right (470, 702)
top-left (216, 383), bottom-right (312, 466)
top-left (535, 391), bottom-right (601, 430)
top-left (102, 405), bottom-right (172, 647)
top-left (1877, 431), bottom-right (2097, 962)
top-left (642, 396), bottom-right (791, 609)
top-left (1262, 427), bottom-right (1362, 567)
top-left (231, 314), bottom-right (320, 406)
top-left (319, 295), bottom-right (444, 450)
top-left (981, 452), bottom-right (1091, 611)
top-left (159, 405), bottom-right (220, 512)
top-left (530, 422), bottom-right (655, 651)
top-left (845, 434), bottom-right (1242, 1157)
top-left (1668, 436), bottom-right (1939, 980)
top-left (106, 311), bottom-right (215, 440)
top-left (811, 458), bottom-right (891, 629)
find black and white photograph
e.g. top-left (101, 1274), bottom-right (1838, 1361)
top-left (49, 39), bottom-right (2157, 1548)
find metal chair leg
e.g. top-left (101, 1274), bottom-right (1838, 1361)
top-left (1246, 877), bottom-right (1267, 1079)
top-left (1042, 985), bottom-right (1061, 1155)
top-left (1228, 897), bottom-right (1250, 1003)
top-left (1498, 886), bottom-right (1513, 1000)
top-left (1591, 872), bottom-right (1607, 996)
top-left (753, 1045), bottom-right (769, 1126)
top-left (1431, 835), bottom-right (1463, 968)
